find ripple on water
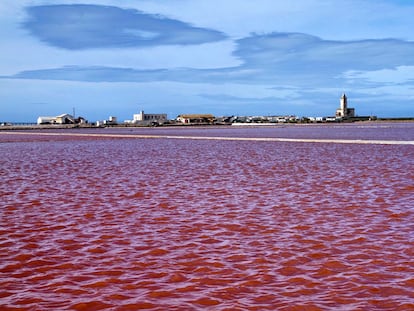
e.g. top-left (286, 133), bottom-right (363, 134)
top-left (1, 128), bottom-right (413, 310)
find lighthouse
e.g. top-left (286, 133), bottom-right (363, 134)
top-left (336, 93), bottom-right (355, 118)
top-left (340, 94), bottom-right (347, 115)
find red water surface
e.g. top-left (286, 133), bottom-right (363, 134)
top-left (1, 129), bottom-right (413, 310)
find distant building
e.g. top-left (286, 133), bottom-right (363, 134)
top-left (106, 116), bottom-right (118, 125)
top-left (96, 116), bottom-right (118, 127)
top-left (335, 93), bottom-right (355, 118)
top-left (37, 113), bottom-right (74, 125)
top-left (133, 110), bottom-right (167, 125)
top-left (176, 114), bottom-right (215, 124)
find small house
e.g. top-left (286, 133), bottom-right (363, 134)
top-left (176, 114), bottom-right (215, 124)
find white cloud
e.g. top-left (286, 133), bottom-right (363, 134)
top-left (0, 39), bottom-right (240, 76)
top-left (117, 0), bottom-right (414, 41)
top-left (343, 66), bottom-right (414, 84)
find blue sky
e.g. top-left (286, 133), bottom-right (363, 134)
top-left (1, 0), bottom-right (414, 122)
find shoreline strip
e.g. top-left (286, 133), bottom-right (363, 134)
top-left (1, 131), bottom-right (413, 145)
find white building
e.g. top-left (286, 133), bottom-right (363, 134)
top-left (133, 110), bottom-right (167, 125)
top-left (176, 114), bottom-right (215, 124)
top-left (37, 114), bottom-right (74, 125)
top-left (335, 93), bottom-right (355, 118)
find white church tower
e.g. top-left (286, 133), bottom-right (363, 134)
top-left (340, 93), bottom-right (347, 115)
top-left (336, 93), bottom-right (355, 118)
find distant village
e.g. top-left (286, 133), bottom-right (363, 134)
top-left (1, 94), bottom-right (384, 127)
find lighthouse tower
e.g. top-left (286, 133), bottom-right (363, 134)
top-left (336, 93), bottom-right (354, 118)
top-left (340, 93), bottom-right (347, 116)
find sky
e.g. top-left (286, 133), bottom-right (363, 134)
top-left (1, 0), bottom-right (414, 122)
